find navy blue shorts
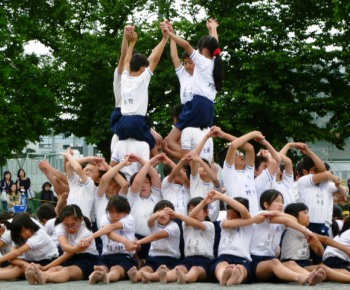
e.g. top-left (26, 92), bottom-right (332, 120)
top-left (62, 253), bottom-right (99, 280)
top-left (97, 253), bottom-right (138, 272)
top-left (281, 259), bottom-right (312, 268)
top-left (250, 255), bottom-right (276, 282)
top-left (144, 255), bottom-right (180, 272)
top-left (175, 95), bottom-right (214, 130)
top-left (324, 257), bottom-right (350, 271)
top-left (110, 107), bottom-right (122, 134)
top-left (114, 115), bottom-right (155, 149)
top-left (179, 256), bottom-right (212, 276)
top-left (209, 254), bottom-right (253, 283)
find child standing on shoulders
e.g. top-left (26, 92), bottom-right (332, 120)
top-left (161, 19), bottom-right (223, 155)
top-left (127, 200), bottom-right (181, 283)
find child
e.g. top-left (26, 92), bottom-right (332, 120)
top-left (162, 19), bottom-right (223, 155)
top-left (64, 148), bottom-right (106, 222)
top-left (6, 183), bottom-right (22, 211)
top-left (0, 213), bottom-right (58, 281)
top-left (160, 154), bottom-right (190, 216)
top-left (249, 189), bottom-right (324, 285)
top-left (113, 26), bottom-right (168, 156)
top-left (127, 154), bottom-right (162, 261)
top-left (40, 181), bottom-right (57, 205)
top-left (159, 194), bottom-right (215, 284)
top-left (87, 196), bottom-right (137, 284)
top-left (36, 203), bottom-right (58, 248)
top-left (222, 130), bottom-right (265, 216)
top-left (25, 204), bottom-right (99, 284)
top-left (127, 200), bottom-right (181, 283)
top-left (281, 202), bottom-right (350, 283)
top-left (94, 157), bottom-right (129, 229)
top-left (209, 191), bottom-right (263, 286)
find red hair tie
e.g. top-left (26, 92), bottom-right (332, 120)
top-left (213, 48), bottom-right (221, 56)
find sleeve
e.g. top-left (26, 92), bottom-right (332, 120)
top-left (222, 162), bottom-right (237, 198)
top-left (181, 128), bottom-right (192, 150)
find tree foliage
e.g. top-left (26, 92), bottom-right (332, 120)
top-left (1, 0), bottom-right (349, 164)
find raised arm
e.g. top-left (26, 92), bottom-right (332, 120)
top-left (117, 26), bottom-right (132, 75)
top-left (123, 30), bottom-right (137, 72)
top-left (206, 18), bottom-right (219, 42)
top-left (148, 29), bottom-right (169, 73)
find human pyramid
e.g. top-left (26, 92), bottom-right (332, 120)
top-left (0, 18), bottom-right (350, 286)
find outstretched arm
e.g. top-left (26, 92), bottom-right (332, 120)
top-left (117, 26), bottom-right (133, 74)
top-left (207, 18), bottom-right (219, 42)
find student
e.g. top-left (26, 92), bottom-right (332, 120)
top-left (282, 202), bottom-right (350, 283)
top-left (0, 212), bottom-right (17, 267)
top-left (297, 145), bottom-right (348, 263)
top-left (161, 155), bottom-right (190, 216)
top-left (40, 182), bottom-right (57, 205)
top-left (36, 203), bottom-right (59, 248)
top-left (94, 157), bottom-right (129, 230)
top-left (159, 194), bottom-right (215, 284)
top-left (209, 191), bottom-right (262, 286)
top-left (64, 148), bottom-right (106, 222)
top-left (127, 200), bottom-right (181, 283)
top-left (222, 130), bottom-right (265, 216)
top-left (113, 26), bottom-right (168, 156)
top-left (249, 189), bottom-right (324, 285)
top-left (25, 205), bottom-right (99, 284)
top-left (161, 19), bottom-right (223, 156)
top-left (127, 154), bottom-right (162, 261)
top-left (86, 196), bottom-right (137, 284)
top-left (0, 213), bottom-right (58, 281)
top-left (323, 217), bottom-right (350, 271)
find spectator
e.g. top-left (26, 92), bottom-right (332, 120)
top-left (40, 182), bottom-right (57, 206)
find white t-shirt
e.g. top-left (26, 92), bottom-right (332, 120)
top-left (190, 173), bottom-right (220, 221)
top-left (323, 230), bottom-right (350, 262)
top-left (100, 213), bottom-right (135, 256)
top-left (148, 220), bottom-right (181, 259)
top-left (298, 175), bottom-right (337, 224)
top-left (183, 221), bottom-right (215, 258)
top-left (280, 227), bottom-right (310, 261)
top-left (113, 67), bottom-right (122, 107)
top-left (111, 139), bottom-right (150, 181)
top-left (44, 218), bottom-right (58, 245)
top-left (254, 169), bottom-right (275, 205)
top-left (175, 65), bottom-right (193, 104)
top-left (24, 229), bottom-right (58, 261)
top-left (190, 50), bottom-right (216, 101)
top-left (67, 173), bottom-right (97, 221)
top-left (222, 162), bottom-right (259, 216)
top-left (127, 187), bottom-right (162, 236)
top-left (94, 194), bottom-right (109, 229)
top-left (161, 176), bottom-right (190, 216)
top-left (55, 223), bottom-right (98, 255)
top-left (181, 127), bottom-right (214, 163)
top-left (121, 68), bottom-right (152, 116)
top-left (250, 213), bottom-right (285, 257)
top-left (218, 217), bottom-right (253, 261)
top-left (272, 171), bottom-right (295, 207)
top-left (0, 227), bottom-right (13, 256)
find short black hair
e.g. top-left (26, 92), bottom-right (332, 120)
top-left (36, 203), bottom-right (57, 222)
top-left (153, 200), bottom-right (175, 213)
top-left (260, 189), bottom-right (283, 210)
top-left (284, 203), bottom-right (308, 219)
top-left (106, 196), bottom-right (131, 214)
top-left (130, 53), bottom-right (149, 72)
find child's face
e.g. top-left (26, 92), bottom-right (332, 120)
top-left (105, 180), bottom-right (120, 198)
top-left (255, 161), bottom-right (267, 177)
top-left (20, 227), bottom-right (34, 240)
top-left (63, 216), bottom-right (82, 234)
top-left (183, 58), bottom-right (195, 75)
top-left (140, 178), bottom-right (152, 198)
top-left (234, 152), bottom-right (246, 169)
top-left (84, 164), bottom-right (100, 183)
top-left (188, 205), bottom-right (207, 222)
top-left (266, 195), bottom-right (284, 212)
top-left (226, 208), bottom-right (240, 220)
top-left (157, 209), bottom-right (171, 226)
top-left (108, 207), bottom-right (127, 223)
top-left (298, 210), bottom-right (310, 227)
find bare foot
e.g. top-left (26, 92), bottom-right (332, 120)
top-left (35, 267), bottom-right (47, 285)
top-left (309, 268), bottom-right (326, 286)
top-left (176, 267), bottom-right (188, 284)
top-left (227, 265), bottom-right (243, 286)
top-left (25, 266), bottom-right (36, 285)
top-left (297, 270), bottom-right (315, 285)
top-left (220, 265), bottom-right (234, 286)
top-left (158, 264), bottom-right (168, 284)
top-left (141, 271), bottom-right (151, 283)
top-left (127, 266), bottom-right (138, 283)
top-left (89, 271), bottom-right (103, 284)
